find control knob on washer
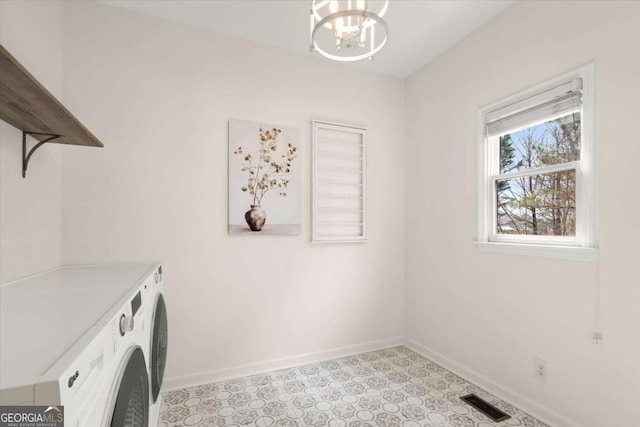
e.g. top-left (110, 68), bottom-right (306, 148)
top-left (119, 314), bottom-right (134, 336)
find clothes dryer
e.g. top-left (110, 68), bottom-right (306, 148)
top-left (142, 265), bottom-right (168, 427)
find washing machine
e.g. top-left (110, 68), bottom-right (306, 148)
top-left (142, 265), bottom-right (168, 427)
top-left (0, 263), bottom-right (160, 426)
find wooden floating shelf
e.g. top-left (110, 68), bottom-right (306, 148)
top-left (0, 44), bottom-right (103, 177)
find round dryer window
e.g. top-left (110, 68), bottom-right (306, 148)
top-left (111, 347), bottom-right (149, 427)
top-left (151, 294), bottom-right (168, 403)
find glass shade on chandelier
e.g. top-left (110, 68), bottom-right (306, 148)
top-left (310, 0), bottom-right (389, 62)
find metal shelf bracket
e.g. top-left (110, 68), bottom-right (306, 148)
top-left (22, 131), bottom-right (60, 178)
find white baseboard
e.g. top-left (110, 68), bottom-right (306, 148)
top-left (404, 338), bottom-right (580, 427)
top-left (163, 336), bottom-right (404, 392)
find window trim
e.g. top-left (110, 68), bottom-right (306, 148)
top-left (477, 64), bottom-right (597, 261)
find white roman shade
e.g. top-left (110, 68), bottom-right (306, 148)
top-left (312, 120), bottom-right (367, 243)
top-left (486, 78), bottom-right (583, 137)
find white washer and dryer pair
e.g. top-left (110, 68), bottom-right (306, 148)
top-left (0, 262), bottom-right (168, 427)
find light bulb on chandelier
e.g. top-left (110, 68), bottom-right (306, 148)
top-left (310, 0), bottom-right (389, 62)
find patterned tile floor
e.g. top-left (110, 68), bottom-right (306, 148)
top-left (159, 346), bottom-right (549, 427)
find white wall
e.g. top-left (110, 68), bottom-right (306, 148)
top-left (4, 1), bottom-right (638, 424)
top-left (404, 2), bottom-right (640, 426)
top-left (60, 2), bottom-right (405, 386)
top-left (0, 1), bottom-right (63, 283)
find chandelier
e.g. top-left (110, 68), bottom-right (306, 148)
top-left (310, 0), bottom-right (389, 62)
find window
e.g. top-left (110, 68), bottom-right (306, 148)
top-left (312, 120), bottom-right (367, 242)
top-left (477, 64), bottom-right (596, 260)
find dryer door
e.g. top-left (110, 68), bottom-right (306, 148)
top-left (151, 294), bottom-right (168, 403)
top-left (110, 347), bottom-right (149, 427)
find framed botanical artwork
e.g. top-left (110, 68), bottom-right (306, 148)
top-left (228, 119), bottom-right (301, 235)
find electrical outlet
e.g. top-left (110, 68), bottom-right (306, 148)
top-left (534, 358), bottom-right (548, 382)
top-left (592, 331), bottom-right (603, 344)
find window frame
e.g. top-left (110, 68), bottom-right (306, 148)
top-left (477, 64), bottom-right (597, 261)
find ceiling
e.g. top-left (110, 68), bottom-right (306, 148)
top-left (100, 0), bottom-right (515, 78)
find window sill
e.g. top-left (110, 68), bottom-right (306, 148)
top-left (475, 241), bottom-right (597, 262)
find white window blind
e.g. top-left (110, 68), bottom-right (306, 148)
top-left (486, 78), bottom-right (582, 137)
top-left (312, 120), bottom-right (367, 242)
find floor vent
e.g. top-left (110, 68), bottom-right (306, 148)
top-left (460, 394), bottom-right (512, 422)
